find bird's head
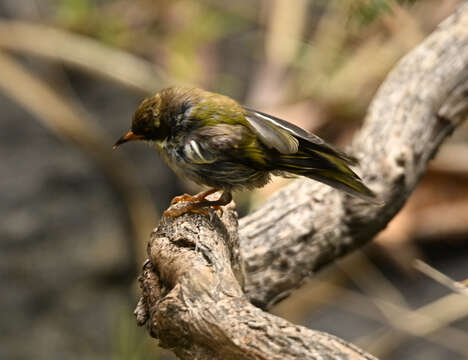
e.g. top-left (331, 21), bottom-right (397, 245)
top-left (113, 94), bottom-right (168, 149)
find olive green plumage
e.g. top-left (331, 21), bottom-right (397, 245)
top-left (114, 87), bottom-right (380, 215)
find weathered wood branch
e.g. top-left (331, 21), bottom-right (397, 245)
top-left (135, 4), bottom-right (468, 360)
top-left (136, 207), bottom-right (377, 359)
top-left (241, 3), bottom-right (468, 309)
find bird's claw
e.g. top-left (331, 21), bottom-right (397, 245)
top-left (163, 204), bottom-right (223, 218)
top-left (212, 205), bottom-right (223, 217)
top-left (166, 189), bottom-right (226, 218)
top-left (170, 193), bottom-right (197, 205)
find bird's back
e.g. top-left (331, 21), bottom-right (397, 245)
top-left (155, 87), bottom-right (379, 203)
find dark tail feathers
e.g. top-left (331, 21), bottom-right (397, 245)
top-left (275, 143), bottom-right (382, 205)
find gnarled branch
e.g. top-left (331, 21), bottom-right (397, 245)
top-left (136, 207), bottom-right (376, 360)
top-left (136, 4), bottom-right (468, 360)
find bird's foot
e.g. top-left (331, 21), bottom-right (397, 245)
top-left (170, 188), bottom-right (220, 205)
top-left (164, 189), bottom-right (230, 218)
top-left (163, 203), bottom-right (216, 218)
top-left (163, 206), bottom-right (207, 218)
top-left (211, 205), bottom-right (223, 217)
top-left (170, 193), bottom-right (196, 205)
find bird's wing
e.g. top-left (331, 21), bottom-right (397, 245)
top-left (244, 109), bottom-right (299, 154)
top-left (182, 137), bottom-right (217, 164)
top-left (183, 123), bottom-right (267, 165)
top-left (245, 108), bottom-right (324, 145)
top-left (243, 108), bottom-right (357, 164)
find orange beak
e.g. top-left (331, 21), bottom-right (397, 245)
top-left (113, 130), bottom-right (145, 149)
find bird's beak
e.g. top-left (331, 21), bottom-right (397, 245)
top-left (113, 130), bottom-right (144, 149)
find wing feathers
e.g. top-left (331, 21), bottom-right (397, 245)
top-left (245, 113), bottom-right (299, 154)
top-left (244, 108), bottom-right (357, 164)
top-left (244, 108), bottom-right (325, 145)
top-left (243, 108), bottom-right (380, 203)
top-left (183, 139), bottom-right (217, 164)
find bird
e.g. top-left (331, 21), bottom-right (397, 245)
top-left (113, 87), bottom-right (381, 217)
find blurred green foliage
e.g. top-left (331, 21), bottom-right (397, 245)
top-left (56, 0), bottom-right (130, 46)
top-left (51, 0), bottom-right (426, 104)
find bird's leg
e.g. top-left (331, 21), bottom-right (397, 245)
top-left (189, 191), bottom-right (232, 217)
top-left (170, 188), bottom-right (220, 205)
top-left (164, 191), bottom-right (232, 218)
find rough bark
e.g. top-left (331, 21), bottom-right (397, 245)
top-left (135, 4), bottom-right (468, 360)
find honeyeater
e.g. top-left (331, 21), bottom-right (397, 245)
top-left (114, 87), bottom-right (380, 217)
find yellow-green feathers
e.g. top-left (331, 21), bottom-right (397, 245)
top-left (244, 109), bottom-right (380, 203)
top-left (124, 87), bottom-right (380, 203)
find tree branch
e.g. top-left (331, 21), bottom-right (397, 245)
top-left (136, 206), bottom-right (376, 360)
top-left (240, 3), bottom-right (468, 308)
top-left (135, 4), bottom-right (468, 360)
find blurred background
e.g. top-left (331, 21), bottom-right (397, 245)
top-left (1, 0), bottom-right (467, 359)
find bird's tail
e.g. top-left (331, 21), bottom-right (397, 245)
top-left (275, 141), bottom-right (381, 204)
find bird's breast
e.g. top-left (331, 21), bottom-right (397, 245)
top-left (155, 136), bottom-right (271, 190)
top-left (156, 139), bottom-right (197, 183)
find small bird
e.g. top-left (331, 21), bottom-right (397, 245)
top-left (114, 87), bottom-right (380, 217)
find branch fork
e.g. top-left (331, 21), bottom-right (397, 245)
top-left (135, 4), bottom-right (468, 359)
